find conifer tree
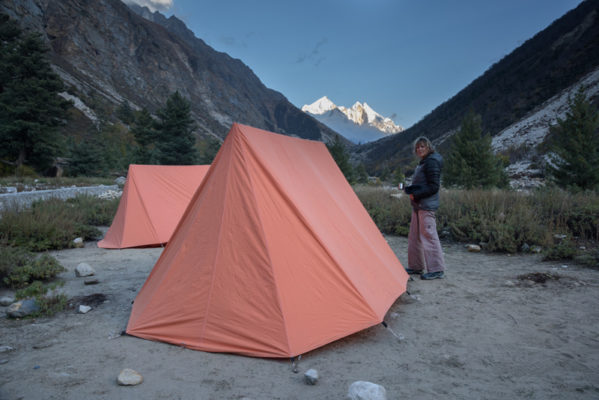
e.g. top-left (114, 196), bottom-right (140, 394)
top-left (131, 108), bottom-right (158, 164)
top-left (0, 14), bottom-right (71, 172)
top-left (547, 87), bottom-right (599, 191)
top-left (444, 110), bottom-right (507, 188)
top-left (327, 135), bottom-right (355, 184)
top-left (154, 91), bottom-right (198, 165)
top-left (355, 163), bottom-right (369, 184)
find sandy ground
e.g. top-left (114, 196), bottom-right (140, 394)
top-left (1, 234), bottom-right (598, 400)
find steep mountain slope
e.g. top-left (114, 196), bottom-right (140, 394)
top-left (0, 0), bottom-right (340, 143)
top-left (302, 96), bottom-right (403, 144)
top-left (355, 0), bottom-right (599, 173)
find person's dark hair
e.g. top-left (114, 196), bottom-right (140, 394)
top-left (413, 136), bottom-right (435, 154)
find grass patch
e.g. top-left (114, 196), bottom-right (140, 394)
top-left (355, 185), bottom-right (599, 264)
top-left (0, 194), bottom-right (119, 251)
top-left (15, 280), bottom-right (68, 317)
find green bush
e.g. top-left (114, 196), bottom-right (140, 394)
top-left (15, 280), bottom-right (68, 317)
top-left (0, 194), bottom-right (118, 251)
top-left (2, 250), bottom-right (65, 289)
top-left (354, 185), bottom-right (599, 262)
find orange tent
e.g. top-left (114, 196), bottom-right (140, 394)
top-left (98, 164), bottom-right (210, 249)
top-left (126, 123), bottom-right (408, 358)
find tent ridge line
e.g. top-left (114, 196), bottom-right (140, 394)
top-left (197, 139), bottom-right (235, 347)
top-left (239, 129), bottom-right (293, 356)
top-left (130, 167), bottom-right (162, 245)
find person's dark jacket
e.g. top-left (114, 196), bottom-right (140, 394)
top-left (405, 152), bottom-right (443, 211)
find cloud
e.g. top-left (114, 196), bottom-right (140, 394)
top-left (296, 38), bottom-right (328, 66)
top-left (122, 0), bottom-right (173, 12)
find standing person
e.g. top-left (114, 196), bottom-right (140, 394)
top-left (403, 137), bottom-right (446, 280)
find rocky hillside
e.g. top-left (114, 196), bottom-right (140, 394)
top-left (0, 0), bottom-right (340, 143)
top-left (355, 0), bottom-right (599, 177)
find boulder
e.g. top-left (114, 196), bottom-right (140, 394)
top-left (6, 299), bottom-right (39, 318)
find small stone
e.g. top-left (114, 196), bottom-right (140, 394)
top-left (84, 278), bottom-right (99, 285)
top-left (0, 345), bottom-right (14, 353)
top-left (0, 296), bottom-right (15, 306)
top-left (75, 263), bottom-right (95, 277)
top-left (117, 368), bottom-right (143, 386)
top-left (348, 381), bottom-right (387, 400)
top-left (78, 305), bottom-right (92, 314)
top-left (531, 246), bottom-right (542, 254)
top-left (0, 359), bottom-right (8, 365)
top-left (6, 299), bottom-right (39, 318)
top-left (399, 292), bottom-right (419, 304)
top-left (561, 265), bottom-right (569, 269)
top-left (466, 244), bottom-right (481, 252)
top-left (73, 237), bottom-right (84, 248)
top-left (304, 368), bottom-right (319, 385)
top-left (504, 280), bottom-right (516, 287)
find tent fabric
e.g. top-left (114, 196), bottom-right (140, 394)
top-left (126, 123), bottom-right (408, 358)
top-left (98, 164), bottom-right (210, 249)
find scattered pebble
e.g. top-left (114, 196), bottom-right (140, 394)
top-left (348, 381), bottom-right (387, 400)
top-left (0, 346), bottom-right (14, 353)
top-left (304, 368), bottom-right (319, 385)
top-left (78, 305), bottom-right (92, 314)
top-left (73, 237), bottom-right (84, 248)
top-left (466, 244), bottom-right (481, 252)
top-left (0, 296), bottom-right (15, 306)
top-left (84, 278), bottom-right (99, 285)
top-left (117, 368), bottom-right (143, 386)
top-left (75, 263), bottom-right (95, 277)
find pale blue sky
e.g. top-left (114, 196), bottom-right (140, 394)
top-left (140, 0), bottom-right (583, 128)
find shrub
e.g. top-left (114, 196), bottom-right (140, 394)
top-left (0, 194), bottom-right (118, 251)
top-left (2, 250), bottom-right (65, 289)
top-left (354, 185), bottom-right (599, 261)
top-left (15, 280), bottom-right (68, 317)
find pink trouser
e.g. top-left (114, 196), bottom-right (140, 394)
top-left (408, 210), bottom-right (446, 273)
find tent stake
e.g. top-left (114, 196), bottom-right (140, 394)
top-left (290, 354), bottom-right (302, 373)
top-left (381, 321), bottom-right (404, 341)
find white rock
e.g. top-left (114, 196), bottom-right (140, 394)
top-left (0, 345), bottom-right (14, 353)
top-left (117, 368), bottom-right (143, 386)
top-left (78, 305), bottom-right (92, 314)
top-left (348, 381), bottom-right (387, 400)
top-left (466, 244), bottom-right (481, 252)
top-left (0, 296), bottom-right (15, 306)
top-left (75, 263), bottom-right (95, 277)
top-left (73, 237), bottom-right (84, 248)
top-left (304, 368), bottom-right (319, 385)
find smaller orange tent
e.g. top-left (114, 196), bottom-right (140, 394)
top-left (98, 164), bottom-right (210, 249)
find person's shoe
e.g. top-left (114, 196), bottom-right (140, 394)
top-left (405, 268), bottom-right (423, 275)
top-left (421, 271), bottom-right (444, 280)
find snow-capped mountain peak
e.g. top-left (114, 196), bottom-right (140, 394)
top-left (301, 96), bottom-right (336, 115)
top-left (302, 97), bottom-right (403, 144)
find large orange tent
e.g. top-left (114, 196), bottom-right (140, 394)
top-left (126, 123), bottom-right (408, 358)
top-left (98, 164), bottom-right (210, 249)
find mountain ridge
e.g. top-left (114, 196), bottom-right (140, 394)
top-left (354, 0), bottom-right (599, 176)
top-left (0, 0), bottom-right (343, 145)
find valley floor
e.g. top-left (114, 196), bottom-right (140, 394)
top-left (1, 235), bottom-right (598, 399)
